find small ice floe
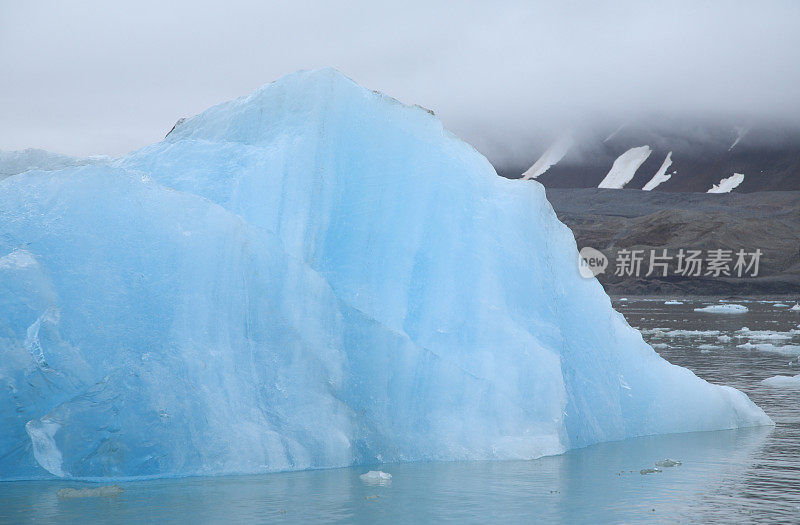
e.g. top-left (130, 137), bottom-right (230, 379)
top-left (738, 343), bottom-right (800, 356)
top-left (640, 468), bottom-right (661, 475)
top-left (655, 459), bottom-right (682, 468)
top-left (360, 470), bottom-right (392, 484)
top-left (761, 374), bottom-right (800, 388)
top-left (57, 485), bottom-right (124, 498)
top-left (774, 303), bottom-right (791, 308)
top-left (736, 330), bottom-right (793, 341)
top-left (698, 344), bottom-right (721, 353)
top-left (619, 298), bottom-right (628, 302)
top-left (791, 304), bottom-right (800, 312)
top-left (693, 304), bottom-right (748, 314)
top-left (664, 300), bottom-right (683, 305)
top-left (717, 335), bottom-right (732, 343)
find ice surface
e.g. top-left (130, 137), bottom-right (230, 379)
top-left (664, 300), bottom-right (683, 305)
top-left (642, 152), bottom-right (673, 191)
top-left (708, 173), bottom-right (745, 193)
top-left (694, 305), bottom-right (749, 314)
top-left (0, 69), bottom-right (771, 480)
top-left (598, 146), bottom-right (651, 189)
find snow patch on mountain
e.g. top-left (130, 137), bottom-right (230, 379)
top-left (521, 134), bottom-right (573, 180)
top-left (598, 146), bottom-right (652, 189)
top-left (729, 127), bottom-right (749, 151)
top-left (708, 173), bottom-right (745, 193)
top-left (642, 152), bottom-right (673, 191)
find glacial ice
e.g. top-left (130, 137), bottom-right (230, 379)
top-left (0, 68), bottom-right (771, 480)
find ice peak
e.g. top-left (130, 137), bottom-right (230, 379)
top-left (164, 67), bottom-right (436, 147)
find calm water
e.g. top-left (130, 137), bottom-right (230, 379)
top-left (1, 298), bottom-right (799, 524)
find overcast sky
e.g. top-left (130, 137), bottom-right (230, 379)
top-left (2, 0), bottom-right (799, 166)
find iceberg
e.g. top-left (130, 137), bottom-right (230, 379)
top-left (0, 68), bottom-right (770, 480)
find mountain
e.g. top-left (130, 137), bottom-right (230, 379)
top-left (501, 119), bottom-right (800, 193)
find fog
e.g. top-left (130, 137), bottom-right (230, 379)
top-left (2, 0), bottom-right (799, 167)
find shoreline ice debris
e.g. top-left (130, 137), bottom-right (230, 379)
top-left (0, 68), bottom-right (771, 481)
top-left (694, 304), bottom-right (749, 314)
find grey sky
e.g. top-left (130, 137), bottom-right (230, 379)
top-left (2, 0), bottom-right (799, 166)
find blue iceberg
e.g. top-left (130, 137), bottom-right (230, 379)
top-left (0, 69), bottom-right (770, 480)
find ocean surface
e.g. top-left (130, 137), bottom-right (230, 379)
top-left (1, 297), bottom-right (799, 524)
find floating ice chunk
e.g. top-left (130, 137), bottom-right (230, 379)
top-left (694, 305), bottom-right (748, 314)
top-left (761, 374), bottom-right (800, 388)
top-left (698, 344), bottom-right (721, 351)
top-left (738, 343), bottom-right (800, 356)
top-left (774, 303), bottom-right (791, 308)
top-left (664, 300), bottom-right (683, 305)
top-left (742, 332), bottom-right (792, 341)
top-left (717, 335), bottom-right (732, 343)
top-left (57, 485), bottom-right (124, 498)
top-left (360, 471), bottom-right (392, 483)
top-left (655, 459), bottom-right (681, 468)
top-left (790, 304), bottom-right (800, 311)
top-left (640, 468), bottom-right (661, 475)
top-left (662, 330), bottom-right (721, 337)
